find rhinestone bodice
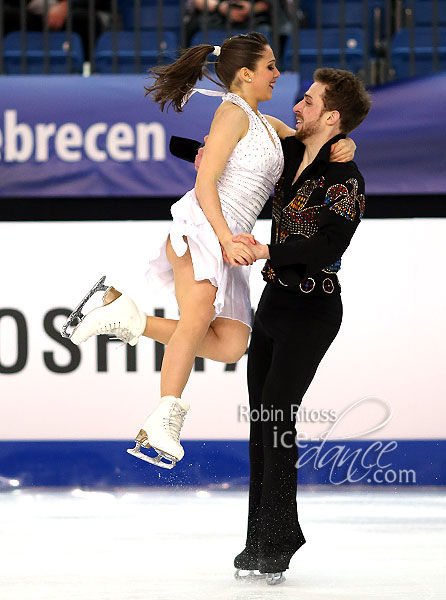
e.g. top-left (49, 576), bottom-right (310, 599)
top-left (216, 93), bottom-right (284, 233)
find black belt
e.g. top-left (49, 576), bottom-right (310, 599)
top-left (276, 273), bottom-right (341, 295)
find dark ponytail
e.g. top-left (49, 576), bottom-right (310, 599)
top-left (145, 32), bottom-right (270, 113)
top-left (144, 44), bottom-right (216, 113)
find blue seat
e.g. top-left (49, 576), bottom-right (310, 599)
top-left (300, 0), bottom-right (385, 54)
top-left (282, 28), bottom-right (365, 77)
top-left (391, 26), bottom-right (446, 78)
top-left (94, 30), bottom-right (178, 73)
top-left (190, 29), bottom-right (272, 48)
top-left (301, 0), bottom-right (386, 28)
top-left (3, 31), bottom-right (84, 74)
top-left (403, 1), bottom-right (446, 26)
top-left (119, 0), bottom-right (181, 33)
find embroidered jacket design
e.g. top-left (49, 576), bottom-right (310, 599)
top-left (326, 178), bottom-right (365, 221)
top-left (263, 176), bottom-right (365, 283)
top-left (273, 177), bottom-right (325, 243)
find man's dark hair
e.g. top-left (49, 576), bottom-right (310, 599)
top-left (314, 68), bottom-right (371, 133)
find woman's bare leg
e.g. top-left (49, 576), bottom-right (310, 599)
top-left (143, 315), bottom-right (249, 363)
top-left (159, 237), bottom-right (250, 397)
top-left (160, 240), bottom-right (215, 397)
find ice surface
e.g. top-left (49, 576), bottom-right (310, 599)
top-left (0, 488), bottom-right (444, 600)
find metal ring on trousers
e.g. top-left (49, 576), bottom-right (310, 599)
top-left (322, 278), bottom-right (335, 294)
top-left (299, 278), bottom-right (316, 293)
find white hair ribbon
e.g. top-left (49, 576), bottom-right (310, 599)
top-left (180, 87), bottom-right (225, 108)
top-left (212, 45), bottom-right (221, 57)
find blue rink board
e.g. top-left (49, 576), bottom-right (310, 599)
top-left (1, 73), bottom-right (446, 196)
top-left (0, 440), bottom-right (444, 488)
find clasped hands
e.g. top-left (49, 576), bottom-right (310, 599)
top-left (195, 135), bottom-right (356, 267)
top-left (220, 232), bottom-right (269, 267)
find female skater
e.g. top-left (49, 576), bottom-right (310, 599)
top-left (61, 32), bottom-right (355, 469)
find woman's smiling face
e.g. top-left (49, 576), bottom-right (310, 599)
top-left (251, 45), bottom-right (280, 101)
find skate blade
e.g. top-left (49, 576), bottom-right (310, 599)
top-left (60, 275), bottom-right (109, 339)
top-left (127, 444), bottom-right (177, 470)
top-left (234, 569), bottom-right (265, 582)
top-left (266, 573), bottom-right (286, 586)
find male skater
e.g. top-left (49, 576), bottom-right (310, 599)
top-left (63, 66), bottom-right (370, 584)
top-left (229, 67), bottom-right (371, 582)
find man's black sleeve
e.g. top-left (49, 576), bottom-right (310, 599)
top-left (169, 136), bottom-right (202, 163)
top-left (268, 175), bottom-right (365, 281)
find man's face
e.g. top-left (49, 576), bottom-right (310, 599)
top-left (293, 81), bottom-right (328, 141)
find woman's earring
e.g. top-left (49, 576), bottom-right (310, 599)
top-left (248, 78), bottom-right (252, 83)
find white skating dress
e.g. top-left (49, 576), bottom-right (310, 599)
top-left (146, 92), bottom-right (284, 329)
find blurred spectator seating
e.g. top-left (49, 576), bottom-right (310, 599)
top-left (119, 0), bottom-right (181, 37)
top-left (299, 0), bottom-right (386, 52)
top-left (190, 26), bottom-right (272, 46)
top-left (2, 0), bottom-right (111, 59)
top-left (282, 27), bottom-right (365, 78)
top-left (3, 30), bottom-right (84, 74)
top-left (184, 0), bottom-right (276, 46)
top-left (402, 0), bottom-right (446, 26)
top-left (391, 26), bottom-right (446, 78)
top-left (94, 29), bottom-right (178, 72)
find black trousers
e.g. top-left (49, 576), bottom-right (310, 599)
top-left (243, 281), bottom-right (343, 571)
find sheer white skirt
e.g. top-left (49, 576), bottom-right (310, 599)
top-left (145, 189), bottom-right (253, 329)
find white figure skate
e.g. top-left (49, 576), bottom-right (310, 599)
top-left (127, 396), bottom-right (189, 469)
top-left (60, 276), bottom-right (146, 346)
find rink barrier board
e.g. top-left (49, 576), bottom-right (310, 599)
top-left (1, 73), bottom-right (446, 196)
top-left (0, 439), bottom-right (444, 488)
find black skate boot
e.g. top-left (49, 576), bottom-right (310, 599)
top-left (258, 551), bottom-right (295, 586)
top-left (233, 548), bottom-right (264, 581)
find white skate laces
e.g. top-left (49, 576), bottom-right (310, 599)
top-left (127, 396), bottom-right (190, 469)
top-left (60, 276), bottom-right (147, 346)
top-left (84, 320), bottom-right (136, 345)
top-left (163, 402), bottom-right (187, 444)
